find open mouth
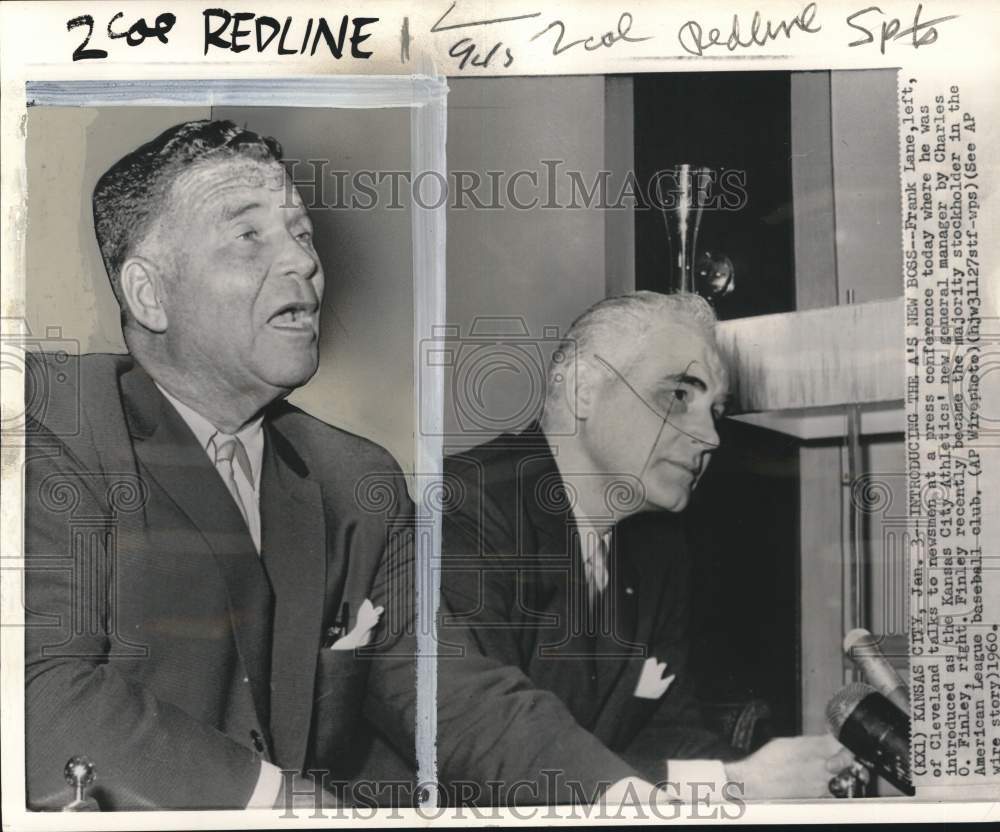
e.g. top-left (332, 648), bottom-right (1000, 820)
top-left (268, 302), bottom-right (317, 332)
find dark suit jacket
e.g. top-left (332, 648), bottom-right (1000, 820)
top-left (23, 353), bottom-right (416, 809)
top-left (440, 426), bottom-right (735, 788)
top-left (23, 355), bottom-right (642, 810)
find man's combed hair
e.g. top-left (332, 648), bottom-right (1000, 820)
top-left (92, 119), bottom-right (284, 309)
top-left (542, 291), bottom-right (718, 424)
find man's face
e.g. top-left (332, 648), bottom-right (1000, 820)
top-left (579, 320), bottom-right (728, 514)
top-left (154, 157), bottom-right (324, 402)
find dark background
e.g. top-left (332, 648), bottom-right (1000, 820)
top-left (634, 71), bottom-right (801, 736)
top-left (685, 420), bottom-right (802, 737)
top-left (634, 71), bottom-right (796, 321)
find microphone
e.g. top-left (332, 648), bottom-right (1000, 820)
top-left (844, 628), bottom-right (911, 716)
top-left (826, 682), bottom-right (915, 796)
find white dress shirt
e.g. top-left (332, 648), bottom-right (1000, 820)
top-left (572, 512), bottom-right (611, 602)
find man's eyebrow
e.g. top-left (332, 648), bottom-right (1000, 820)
top-left (220, 201), bottom-right (263, 222)
top-left (660, 373), bottom-right (708, 392)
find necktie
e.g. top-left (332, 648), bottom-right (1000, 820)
top-left (211, 432), bottom-right (253, 534)
top-left (581, 529), bottom-right (610, 605)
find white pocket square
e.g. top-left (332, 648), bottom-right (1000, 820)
top-left (634, 657), bottom-right (676, 700)
top-left (330, 599), bottom-right (384, 650)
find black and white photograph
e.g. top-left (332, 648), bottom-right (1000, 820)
top-left (1, 0), bottom-right (998, 825)
top-left (18, 104), bottom-right (426, 810)
top-left (434, 69), bottom-right (906, 807)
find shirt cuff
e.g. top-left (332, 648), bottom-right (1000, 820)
top-left (602, 776), bottom-right (657, 804)
top-left (246, 761), bottom-right (283, 809)
top-left (662, 759), bottom-right (727, 800)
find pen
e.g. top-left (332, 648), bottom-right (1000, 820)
top-left (321, 601), bottom-right (350, 648)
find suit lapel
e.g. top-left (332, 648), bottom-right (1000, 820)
top-left (121, 365), bottom-right (275, 734)
top-left (623, 515), bottom-right (676, 651)
top-left (518, 435), bottom-right (574, 558)
top-left (517, 440), bottom-right (586, 648)
top-left (592, 523), bottom-right (647, 704)
top-left (259, 426), bottom-right (327, 771)
top-left (516, 439), bottom-right (605, 723)
top-left (613, 528), bottom-right (641, 646)
top-left (586, 515), bottom-right (679, 746)
top-left (516, 431), bottom-right (653, 723)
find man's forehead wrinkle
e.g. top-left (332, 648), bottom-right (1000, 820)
top-left (169, 173), bottom-right (253, 220)
top-left (169, 158), bottom-right (288, 209)
top-left (170, 180), bottom-right (302, 230)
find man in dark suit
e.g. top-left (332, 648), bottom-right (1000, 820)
top-left (23, 119), bottom-right (415, 809)
top-left (440, 291), bottom-right (853, 800)
top-left (25, 353), bottom-right (417, 809)
top-left (22, 120), bottom-right (641, 810)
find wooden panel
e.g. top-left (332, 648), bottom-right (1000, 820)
top-left (444, 77), bottom-right (609, 450)
top-left (790, 72), bottom-right (838, 310)
top-left (716, 298), bottom-right (904, 414)
top-left (790, 70), bottom-right (844, 738)
top-left (831, 70), bottom-right (903, 304)
top-left (799, 442), bottom-right (848, 733)
top-left (605, 76), bottom-right (634, 297)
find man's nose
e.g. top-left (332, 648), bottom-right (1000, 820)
top-left (690, 410), bottom-right (720, 450)
top-left (278, 231), bottom-right (320, 282)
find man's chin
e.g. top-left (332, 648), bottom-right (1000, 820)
top-left (257, 355), bottom-right (319, 394)
top-left (648, 487), bottom-right (691, 514)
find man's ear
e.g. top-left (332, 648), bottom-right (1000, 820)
top-left (562, 357), bottom-right (595, 420)
top-left (120, 256), bottom-right (168, 333)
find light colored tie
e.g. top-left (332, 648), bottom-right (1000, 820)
top-left (581, 529), bottom-right (610, 604)
top-left (211, 433), bottom-right (253, 531)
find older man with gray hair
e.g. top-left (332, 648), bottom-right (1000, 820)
top-left (440, 290), bottom-right (852, 802)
